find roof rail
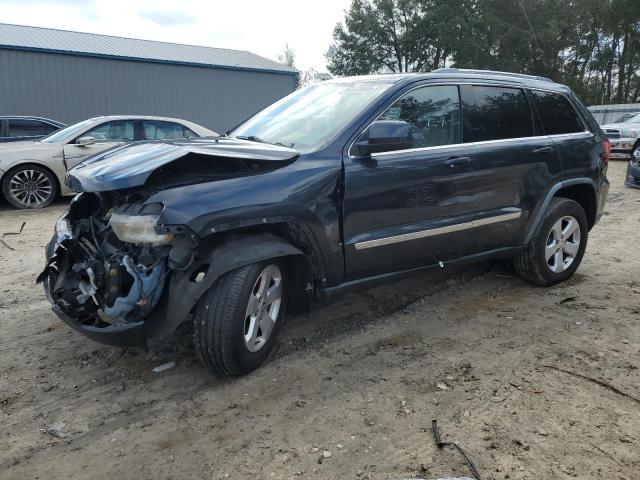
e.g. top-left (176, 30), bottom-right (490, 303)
top-left (432, 68), bottom-right (554, 83)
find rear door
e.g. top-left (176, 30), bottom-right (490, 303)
top-left (63, 120), bottom-right (136, 170)
top-left (460, 84), bottom-right (561, 252)
top-left (529, 90), bottom-right (596, 171)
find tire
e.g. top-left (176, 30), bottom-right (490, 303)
top-left (1, 164), bottom-right (58, 209)
top-left (632, 142), bottom-right (640, 162)
top-left (193, 260), bottom-right (287, 376)
top-left (515, 197), bottom-right (588, 286)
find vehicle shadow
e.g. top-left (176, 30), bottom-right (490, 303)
top-left (150, 261), bottom-right (496, 381)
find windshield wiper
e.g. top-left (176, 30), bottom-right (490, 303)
top-left (233, 135), bottom-right (296, 149)
top-left (235, 135), bottom-right (268, 144)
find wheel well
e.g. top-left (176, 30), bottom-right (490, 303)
top-left (1, 162), bottom-right (61, 198)
top-left (200, 222), bottom-right (320, 314)
top-left (555, 184), bottom-right (597, 229)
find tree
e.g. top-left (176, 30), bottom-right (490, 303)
top-left (299, 68), bottom-right (333, 87)
top-left (326, 0), bottom-right (460, 75)
top-left (278, 43), bottom-right (296, 69)
top-left (326, 0), bottom-right (640, 104)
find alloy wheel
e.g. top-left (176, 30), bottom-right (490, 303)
top-left (8, 169), bottom-right (53, 208)
top-left (243, 264), bottom-right (283, 352)
top-left (545, 215), bottom-right (581, 273)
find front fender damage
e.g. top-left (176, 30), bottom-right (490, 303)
top-left (37, 192), bottom-right (309, 348)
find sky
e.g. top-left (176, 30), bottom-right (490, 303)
top-left (0, 0), bottom-right (353, 72)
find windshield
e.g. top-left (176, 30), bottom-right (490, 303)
top-left (614, 112), bottom-right (640, 124)
top-left (40, 118), bottom-right (97, 144)
top-left (230, 82), bottom-right (392, 153)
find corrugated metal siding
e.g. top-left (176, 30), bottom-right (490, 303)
top-left (0, 49), bottom-right (296, 132)
top-left (588, 104), bottom-right (640, 124)
top-left (0, 23), bottom-right (298, 74)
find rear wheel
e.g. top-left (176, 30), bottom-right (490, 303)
top-left (515, 198), bottom-right (588, 286)
top-left (2, 164), bottom-right (57, 209)
top-left (193, 260), bottom-right (287, 375)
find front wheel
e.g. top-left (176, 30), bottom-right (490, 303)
top-left (2, 164), bottom-right (57, 209)
top-left (515, 198), bottom-right (588, 286)
top-left (193, 260), bottom-right (287, 375)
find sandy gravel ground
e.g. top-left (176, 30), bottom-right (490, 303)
top-left (0, 160), bottom-right (638, 480)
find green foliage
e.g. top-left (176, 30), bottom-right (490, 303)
top-left (326, 0), bottom-right (640, 104)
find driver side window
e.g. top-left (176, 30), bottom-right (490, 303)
top-left (376, 85), bottom-right (462, 151)
top-left (82, 121), bottom-right (135, 143)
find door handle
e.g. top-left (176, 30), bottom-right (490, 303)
top-left (532, 146), bottom-right (553, 154)
top-left (444, 156), bottom-right (471, 167)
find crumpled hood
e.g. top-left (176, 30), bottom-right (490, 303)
top-left (66, 137), bottom-right (299, 192)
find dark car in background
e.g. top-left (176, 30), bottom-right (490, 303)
top-left (1, 116), bottom-right (65, 142)
top-left (39, 69), bottom-right (609, 376)
top-left (625, 148), bottom-right (640, 188)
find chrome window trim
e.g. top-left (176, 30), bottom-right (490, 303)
top-left (348, 81), bottom-right (591, 160)
top-left (353, 211), bottom-right (522, 250)
top-left (369, 131), bottom-right (592, 159)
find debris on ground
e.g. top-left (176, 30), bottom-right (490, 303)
top-left (43, 423), bottom-right (66, 439)
top-left (152, 361), bottom-right (176, 373)
top-left (431, 420), bottom-right (481, 480)
top-left (0, 221), bottom-right (26, 250)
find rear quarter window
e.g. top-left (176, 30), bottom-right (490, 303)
top-left (530, 90), bottom-right (585, 135)
top-left (463, 86), bottom-right (534, 142)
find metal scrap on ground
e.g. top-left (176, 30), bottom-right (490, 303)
top-left (0, 221), bottom-right (26, 250)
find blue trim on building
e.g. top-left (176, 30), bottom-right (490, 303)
top-left (0, 44), bottom-right (299, 77)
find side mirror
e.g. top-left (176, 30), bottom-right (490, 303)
top-left (76, 136), bottom-right (96, 146)
top-left (356, 120), bottom-right (412, 156)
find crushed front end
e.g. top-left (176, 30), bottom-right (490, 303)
top-left (37, 192), bottom-right (193, 347)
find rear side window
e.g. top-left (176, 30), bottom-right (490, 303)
top-left (143, 121), bottom-right (193, 140)
top-left (463, 86), bottom-right (534, 142)
top-left (9, 119), bottom-right (58, 137)
top-left (530, 90), bottom-right (584, 135)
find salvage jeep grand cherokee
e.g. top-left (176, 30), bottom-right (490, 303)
top-left (38, 69), bottom-right (610, 375)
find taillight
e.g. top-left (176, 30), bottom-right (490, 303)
top-left (602, 137), bottom-right (611, 163)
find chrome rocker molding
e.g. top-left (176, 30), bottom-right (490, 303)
top-left (354, 211), bottom-right (522, 250)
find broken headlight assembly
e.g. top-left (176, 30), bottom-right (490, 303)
top-left (109, 212), bottom-right (173, 245)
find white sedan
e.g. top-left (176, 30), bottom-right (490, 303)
top-left (0, 115), bottom-right (216, 209)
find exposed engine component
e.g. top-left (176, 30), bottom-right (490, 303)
top-left (37, 192), bottom-right (180, 328)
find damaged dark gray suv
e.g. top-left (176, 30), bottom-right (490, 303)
top-left (38, 69), bottom-right (610, 375)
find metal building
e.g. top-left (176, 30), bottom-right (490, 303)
top-left (0, 23), bottom-right (298, 133)
top-left (588, 103), bottom-right (640, 125)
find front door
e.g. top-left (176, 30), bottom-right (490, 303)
top-left (343, 84), bottom-right (480, 280)
top-left (63, 120), bottom-right (135, 170)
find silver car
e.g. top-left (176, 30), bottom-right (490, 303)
top-left (600, 112), bottom-right (640, 160)
top-left (0, 115), bottom-right (216, 209)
